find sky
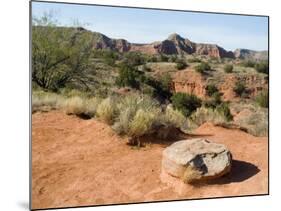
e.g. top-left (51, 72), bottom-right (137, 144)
top-left (32, 1), bottom-right (268, 51)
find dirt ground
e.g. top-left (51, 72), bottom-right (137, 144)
top-left (32, 110), bottom-right (268, 210)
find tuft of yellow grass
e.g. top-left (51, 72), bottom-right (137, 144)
top-left (96, 97), bottom-right (116, 124)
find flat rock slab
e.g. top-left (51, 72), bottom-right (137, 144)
top-left (162, 139), bottom-right (232, 183)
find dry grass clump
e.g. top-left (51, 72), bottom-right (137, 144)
top-left (128, 109), bottom-right (157, 139)
top-left (32, 91), bottom-right (64, 113)
top-left (188, 107), bottom-right (229, 130)
top-left (158, 105), bottom-right (187, 129)
top-left (112, 95), bottom-right (188, 145)
top-left (62, 96), bottom-right (85, 115)
top-left (234, 108), bottom-right (268, 137)
top-left (96, 97), bottom-right (117, 124)
top-left (62, 96), bottom-right (101, 118)
top-left (112, 94), bottom-right (160, 135)
top-left (229, 101), bottom-right (268, 137)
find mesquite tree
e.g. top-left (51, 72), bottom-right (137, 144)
top-left (32, 13), bottom-right (94, 91)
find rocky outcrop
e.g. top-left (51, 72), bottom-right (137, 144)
top-left (234, 49), bottom-right (268, 61)
top-left (162, 139), bottom-right (232, 183)
top-left (195, 44), bottom-right (234, 58)
top-left (172, 70), bottom-right (207, 98)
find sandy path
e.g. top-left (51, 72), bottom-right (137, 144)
top-left (32, 111), bottom-right (268, 209)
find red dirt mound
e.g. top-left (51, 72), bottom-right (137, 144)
top-left (32, 111), bottom-right (268, 210)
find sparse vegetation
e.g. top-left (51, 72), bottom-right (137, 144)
top-left (96, 97), bottom-right (116, 124)
top-left (187, 57), bottom-right (201, 63)
top-left (255, 61), bottom-right (269, 74)
top-left (241, 60), bottom-right (256, 68)
top-left (233, 81), bottom-right (246, 97)
top-left (171, 92), bottom-right (202, 117)
top-left (115, 64), bottom-right (140, 89)
top-left (195, 62), bottom-right (211, 73)
top-left (188, 107), bottom-right (230, 130)
top-left (205, 84), bottom-right (219, 97)
top-left (175, 59), bottom-right (187, 70)
top-left (256, 90), bottom-right (269, 108)
top-left (224, 64), bottom-right (233, 73)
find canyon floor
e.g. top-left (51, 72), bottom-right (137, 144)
top-left (31, 110), bottom-right (268, 210)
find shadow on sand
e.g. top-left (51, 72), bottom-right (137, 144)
top-left (130, 132), bottom-right (214, 147)
top-left (207, 160), bottom-right (260, 185)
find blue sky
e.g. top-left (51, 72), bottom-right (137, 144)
top-left (32, 1), bottom-right (268, 51)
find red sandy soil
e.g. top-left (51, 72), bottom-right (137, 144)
top-left (32, 111), bottom-right (268, 210)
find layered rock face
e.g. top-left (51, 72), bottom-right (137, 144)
top-left (162, 139), bottom-right (232, 183)
top-left (172, 70), bottom-right (268, 101)
top-left (172, 70), bottom-right (207, 98)
top-left (195, 44), bottom-right (234, 58)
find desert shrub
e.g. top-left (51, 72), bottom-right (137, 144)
top-left (255, 61), bottom-right (269, 74)
top-left (32, 91), bottom-right (65, 112)
top-left (169, 55), bottom-right (178, 63)
top-left (112, 94), bottom-right (160, 135)
top-left (171, 92), bottom-right (202, 117)
top-left (32, 15), bottom-right (95, 91)
top-left (147, 55), bottom-right (158, 62)
top-left (102, 50), bottom-right (119, 66)
top-left (115, 64), bottom-right (140, 89)
top-left (233, 81), bottom-right (246, 97)
top-left (205, 84), bottom-right (219, 97)
top-left (241, 60), bottom-right (256, 68)
top-left (224, 64), bottom-right (233, 73)
top-left (123, 51), bottom-right (145, 66)
top-left (195, 62), bottom-right (211, 73)
top-left (216, 102), bottom-right (233, 121)
top-left (188, 107), bottom-right (229, 129)
top-left (96, 97), bottom-right (116, 124)
top-left (256, 91), bottom-right (269, 108)
top-left (176, 59), bottom-right (187, 70)
top-left (235, 108), bottom-right (268, 136)
top-left (143, 76), bottom-right (172, 101)
top-left (187, 57), bottom-right (201, 63)
top-left (141, 64), bottom-right (151, 72)
top-left (158, 105), bottom-right (186, 129)
top-left (159, 73), bottom-right (172, 92)
top-left (61, 96), bottom-right (85, 115)
top-left (159, 54), bottom-right (169, 62)
top-left (128, 109), bottom-right (157, 138)
top-left (204, 92), bottom-right (222, 109)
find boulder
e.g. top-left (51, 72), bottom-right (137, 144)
top-left (162, 139), bottom-right (232, 183)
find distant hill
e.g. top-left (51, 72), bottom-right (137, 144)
top-left (34, 26), bottom-right (268, 60)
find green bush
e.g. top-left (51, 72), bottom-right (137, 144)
top-left (204, 92), bottom-right (222, 109)
top-left (224, 64), bottom-right (233, 73)
top-left (241, 60), bottom-right (256, 68)
top-left (123, 52), bottom-right (145, 66)
top-left (176, 59), bottom-right (188, 70)
top-left (255, 61), bottom-right (269, 74)
top-left (233, 81), bottom-right (246, 97)
top-left (187, 57), bottom-right (201, 63)
top-left (171, 92), bottom-right (202, 117)
top-left (205, 84), bottom-right (219, 97)
top-left (115, 64), bottom-right (140, 88)
top-left (256, 91), bottom-right (269, 108)
top-left (159, 73), bottom-right (172, 92)
top-left (216, 102), bottom-right (233, 121)
top-left (195, 62), bottom-right (211, 73)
